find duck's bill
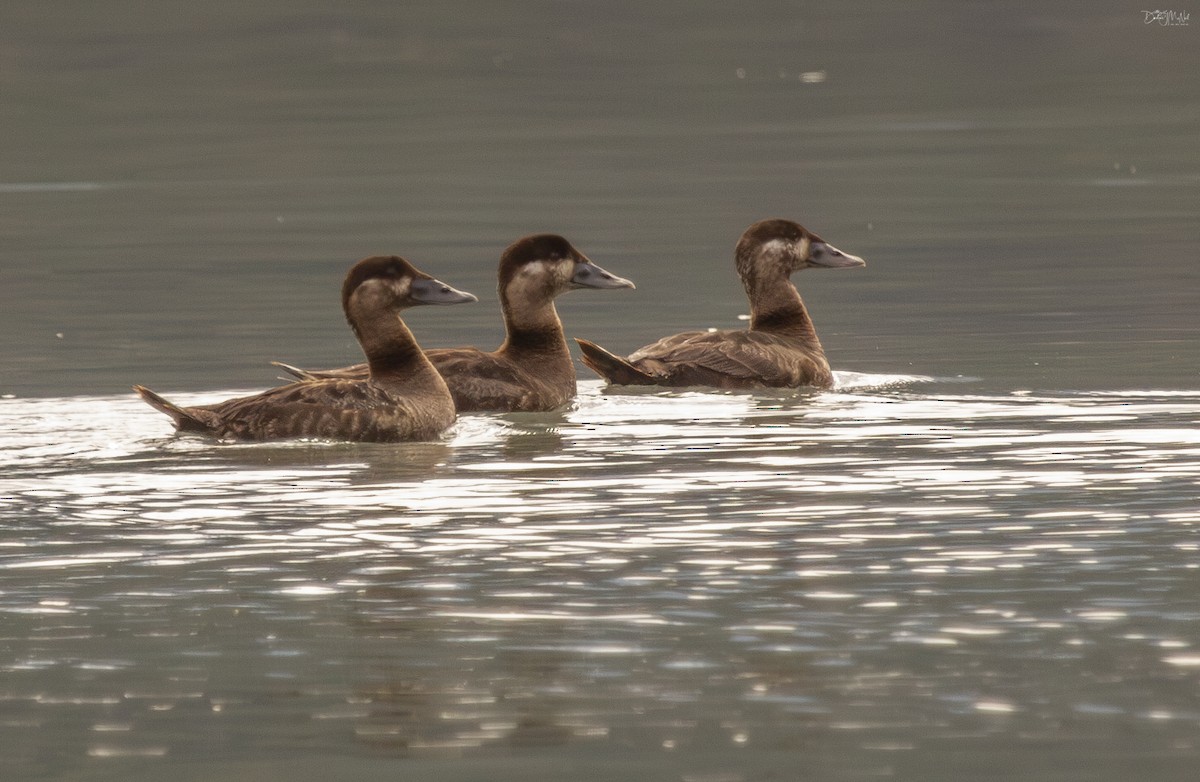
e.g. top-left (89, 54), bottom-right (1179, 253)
top-left (809, 242), bottom-right (866, 268)
top-left (571, 261), bottom-right (636, 290)
top-left (410, 278), bottom-right (479, 305)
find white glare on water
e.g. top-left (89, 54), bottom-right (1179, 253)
top-left (3, 379), bottom-right (1200, 770)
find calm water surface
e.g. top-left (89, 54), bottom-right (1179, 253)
top-left (3, 1), bottom-right (1200, 780)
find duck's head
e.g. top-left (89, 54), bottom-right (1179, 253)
top-left (499, 234), bottom-right (635, 304)
top-left (342, 255), bottom-right (477, 315)
top-left (736, 219), bottom-right (866, 281)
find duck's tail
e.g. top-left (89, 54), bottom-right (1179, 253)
top-left (270, 361), bottom-right (366, 381)
top-left (270, 361), bottom-right (317, 381)
top-left (132, 385), bottom-right (212, 432)
top-left (575, 338), bottom-right (656, 385)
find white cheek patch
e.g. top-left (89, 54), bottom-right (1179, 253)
top-left (760, 239), bottom-right (790, 257)
top-left (758, 238), bottom-right (801, 270)
top-left (519, 260), bottom-right (553, 278)
top-left (356, 276), bottom-right (408, 307)
top-left (518, 260), bottom-right (572, 283)
top-left (506, 265), bottom-right (544, 303)
top-left (508, 260), bottom-right (571, 300)
top-left (387, 276), bottom-right (410, 299)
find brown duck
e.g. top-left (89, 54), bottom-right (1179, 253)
top-left (133, 255), bottom-right (477, 442)
top-left (274, 234), bottom-right (634, 412)
top-left (576, 219), bottom-right (864, 390)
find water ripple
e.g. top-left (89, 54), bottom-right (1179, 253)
top-left (3, 379), bottom-right (1200, 771)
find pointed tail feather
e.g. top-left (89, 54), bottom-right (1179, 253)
top-left (574, 338), bottom-right (656, 385)
top-left (270, 360), bottom-right (366, 381)
top-left (270, 361), bottom-right (317, 381)
top-left (132, 385), bottom-right (212, 432)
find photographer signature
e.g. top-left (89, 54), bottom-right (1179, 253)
top-left (1142, 9), bottom-right (1190, 24)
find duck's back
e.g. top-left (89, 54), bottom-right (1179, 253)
top-left (198, 379), bottom-right (456, 441)
top-left (625, 329), bottom-right (833, 389)
top-left (272, 348), bottom-right (576, 412)
top-left (430, 347), bottom-right (574, 412)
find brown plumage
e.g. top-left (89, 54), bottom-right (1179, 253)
top-left (134, 255), bottom-right (477, 442)
top-left (274, 234), bottom-right (634, 412)
top-left (576, 219), bottom-right (865, 390)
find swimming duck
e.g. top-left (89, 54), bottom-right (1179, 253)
top-left (134, 255), bottom-right (477, 442)
top-left (274, 234), bottom-right (634, 412)
top-left (575, 218), bottom-right (864, 390)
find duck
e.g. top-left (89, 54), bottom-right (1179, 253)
top-left (273, 234), bottom-right (634, 412)
top-left (133, 255), bottom-right (477, 442)
top-left (575, 218), bottom-right (864, 390)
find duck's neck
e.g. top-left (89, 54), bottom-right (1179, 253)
top-left (498, 297), bottom-right (571, 360)
top-left (746, 273), bottom-right (822, 346)
top-left (349, 305), bottom-right (443, 389)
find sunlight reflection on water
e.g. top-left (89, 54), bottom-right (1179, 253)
top-left (2, 377), bottom-right (1200, 777)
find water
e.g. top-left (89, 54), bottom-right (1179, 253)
top-left (4, 380), bottom-right (1200, 780)
top-left (3, 1), bottom-right (1200, 780)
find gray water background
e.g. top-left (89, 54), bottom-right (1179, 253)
top-left (3, 2), bottom-right (1200, 780)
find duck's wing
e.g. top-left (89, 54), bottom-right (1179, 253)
top-left (627, 330), bottom-right (830, 389)
top-left (430, 348), bottom-right (542, 412)
top-left (200, 380), bottom-right (425, 441)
